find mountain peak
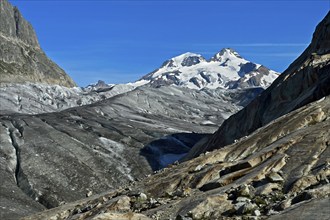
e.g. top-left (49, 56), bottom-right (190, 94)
top-left (177, 52), bottom-right (202, 58)
top-left (161, 52), bottom-right (206, 68)
top-left (137, 47), bottom-right (278, 90)
top-left (210, 48), bottom-right (242, 62)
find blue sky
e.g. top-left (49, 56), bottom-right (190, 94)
top-left (11, 0), bottom-right (329, 87)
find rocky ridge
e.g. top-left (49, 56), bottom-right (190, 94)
top-left (0, 0), bottom-right (76, 87)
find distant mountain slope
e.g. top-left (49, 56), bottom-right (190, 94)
top-left (186, 11), bottom-right (330, 159)
top-left (0, 0), bottom-right (76, 87)
top-left (136, 48), bottom-right (279, 90)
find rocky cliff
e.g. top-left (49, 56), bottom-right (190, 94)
top-left (185, 11), bottom-right (330, 159)
top-left (0, 0), bottom-right (76, 87)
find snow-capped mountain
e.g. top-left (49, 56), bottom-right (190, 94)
top-left (136, 48), bottom-right (279, 90)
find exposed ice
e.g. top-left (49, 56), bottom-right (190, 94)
top-left (99, 137), bottom-right (134, 181)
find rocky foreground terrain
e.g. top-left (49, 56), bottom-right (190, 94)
top-left (19, 11), bottom-right (330, 220)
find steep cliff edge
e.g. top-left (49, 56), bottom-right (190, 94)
top-left (0, 0), bottom-right (76, 87)
top-left (186, 11), bottom-right (330, 159)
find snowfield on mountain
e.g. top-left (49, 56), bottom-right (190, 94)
top-left (137, 48), bottom-right (279, 90)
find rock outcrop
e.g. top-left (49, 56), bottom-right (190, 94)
top-left (185, 11), bottom-right (330, 159)
top-left (0, 0), bottom-right (76, 87)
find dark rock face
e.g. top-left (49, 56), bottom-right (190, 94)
top-left (162, 59), bottom-right (175, 68)
top-left (0, 0), bottom-right (76, 87)
top-left (186, 11), bottom-right (330, 159)
top-left (226, 65), bottom-right (273, 89)
top-left (189, 77), bottom-right (202, 88)
top-left (210, 48), bottom-right (242, 62)
top-left (199, 72), bottom-right (211, 83)
top-left (181, 55), bottom-right (203, 67)
top-left (238, 62), bottom-right (257, 77)
top-left (145, 71), bottom-right (183, 87)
